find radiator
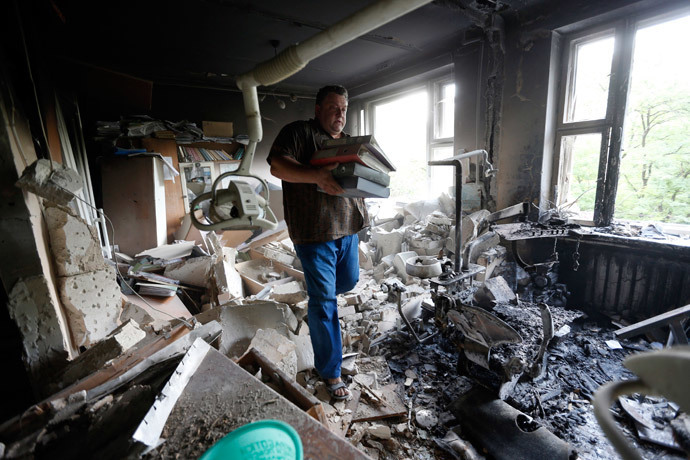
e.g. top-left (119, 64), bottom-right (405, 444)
top-left (557, 238), bottom-right (690, 323)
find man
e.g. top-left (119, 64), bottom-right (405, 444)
top-left (267, 85), bottom-right (368, 400)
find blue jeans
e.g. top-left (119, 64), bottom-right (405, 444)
top-left (295, 234), bottom-right (359, 379)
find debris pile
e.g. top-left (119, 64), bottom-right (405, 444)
top-left (2, 192), bottom-right (688, 460)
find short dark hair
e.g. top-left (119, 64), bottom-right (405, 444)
top-left (316, 85), bottom-right (348, 105)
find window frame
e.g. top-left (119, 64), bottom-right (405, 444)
top-left (551, 5), bottom-right (690, 227)
top-left (362, 74), bottom-right (455, 197)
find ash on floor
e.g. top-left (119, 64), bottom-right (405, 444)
top-left (348, 307), bottom-right (687, 460)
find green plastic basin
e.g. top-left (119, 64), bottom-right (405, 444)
top-left (200, 419), bottom-right (303, 460)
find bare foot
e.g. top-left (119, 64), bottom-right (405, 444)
top-left (326, 377), bottom-right (350, 398)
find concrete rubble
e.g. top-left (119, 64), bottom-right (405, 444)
top-left (3, 193), bottom-right (684, 460)
top-left (45, 203), bottom-right (122, 347)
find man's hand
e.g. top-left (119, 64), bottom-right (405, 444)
top-left (270, 156), bottom-right (345, 195)
top-left (316, 163), bottom-right (345, 195)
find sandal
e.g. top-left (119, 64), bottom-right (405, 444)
top-left (326, 381), bottom-right (351, 400)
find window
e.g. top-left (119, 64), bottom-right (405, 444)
top-left (363, 77), bottom-right (455, 202)
top-left (554, 8), bottom-right (690, 227)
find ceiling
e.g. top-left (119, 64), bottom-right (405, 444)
top-left (31, 0), bottom-right (547, 98)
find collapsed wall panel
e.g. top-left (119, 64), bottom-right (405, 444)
top-left (8, 275), bottom-right (71, 391)
top-left (58, 269), bottom-right (122, 347)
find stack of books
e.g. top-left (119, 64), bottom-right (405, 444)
top-left (310, 135), bottom-right (394, 198)
top-left (130, 271), bottom-right (180, 297)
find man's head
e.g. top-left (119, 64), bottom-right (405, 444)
top-left (315, 85), bottom-right (348, 137)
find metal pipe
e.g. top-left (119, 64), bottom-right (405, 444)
top-left (235, 0), bottom-right (433, 175)
top-left (428, 149), bottom-right (486, 272)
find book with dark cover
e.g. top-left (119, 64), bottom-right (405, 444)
top-left (331, 161), bottom-right (390, 186)
top-left (335, 175), bottom-right (390, 198)
top-left (321, 134), bottom-right (395, 171)
top-left (311, 145), bottom-right (391, 174)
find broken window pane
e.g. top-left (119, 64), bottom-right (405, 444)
top-left (615, 13), bottom-right (690, 224)
top-left (565, 35), bottom-right (614, 123)
top-left (559, 133), bottom-right (601, 220)
top-left (373, 90), bottom-right (428, 201)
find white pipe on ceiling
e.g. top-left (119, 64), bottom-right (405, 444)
top-left (235, 0), bottom-right (433, 176)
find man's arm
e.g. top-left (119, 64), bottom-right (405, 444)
top-left (270, 155), bottom-right (345, 196)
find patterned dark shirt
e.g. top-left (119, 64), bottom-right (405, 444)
top-left (267, 119), bottom-right (369, 244)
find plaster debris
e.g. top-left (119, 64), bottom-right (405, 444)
top-left (119, 301), bottom-right (154, 326)
top-left (289, 332), bottom-right (314, 372)
top-left (163, 256), bottom-right (213, 288)
top-left (371, 228), bottom-right (404, 259)
top-left (58, 268), bottom-right (122, 347)
top-left (257, 244), bottom-right (296, 266)
top-left (8, 275), bottom-right (70, 390)
top-left (213, 248), bottom-right (244, 303)
top-left (247, 328), bottom-right (298, 380)
top-left (474, 275), bottom-right (516, 307)
top-left (269, 280), bottom-right (306, 305)
top-left (476, 245), bottom-right (507, 282)
top-left (338, 305), bottom-right (357, 318)
top-left (359, 242), bottom-right (375, 269)
top-left (213, 301), bottom-right (298, 358)
top-left (368, 423), bottom-right (392, 440)
top-left (415, 409), bottom-right (438, 429)
top-left (291, 299), bottom-right (309, 322)
top-left (15, 159), bottom-right (83, 206)
top-left (44, 204), bottom-right (107, 277)
top-left (51, 319), bottom-right (146, 392)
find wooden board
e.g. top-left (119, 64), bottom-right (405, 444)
top-left (352, 383), bottom-right (407, 423)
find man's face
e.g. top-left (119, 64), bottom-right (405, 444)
top-left (315, 92), bottom-right (348, 137)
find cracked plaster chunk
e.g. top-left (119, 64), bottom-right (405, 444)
top-left (475, 275), bottom-right (516, 307)
top-left (289, 331), bottom-right (314, 372)
top-left (291, 300), bottom-right (308, 322)
top-left (15, 159), bottom-right (83, 206)
top-left (248, 328), bottom-right (298, 380)
top-left (120, 301), bottom-right (155, 325)
top-left (371, 228), bottom-right (404, 259)
top-left (8, 275), bottom-right (70, 376)
top-left (164, 256), bottom-right (213, 287)
top-left (261, 246), bottom-right (296, 266)
top-left (359, 242), bottom-right (374, 270)
top-left (216, 301), bottom-right (298, 358)
top-left (44, 204), bottom-right (107, 277)
top-left (404, 199), bottom-right (440, 222)
top-left (427, 211), bottom-right (453, 226)
top-left (214, 252), bottom-right (243, 303)
top-left (58, 268), bottom-right (122, 347)
top-left (270, 280), bottom-right (306, 305)
top-left (368, 424), bottom-right (392, 440)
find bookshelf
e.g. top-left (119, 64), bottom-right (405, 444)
top-left (139, 138), bottom-right (243, 238)
top-left (177, 141), bottom-right (243, 213)
top-left (177, 142), bottom-right (244, 163)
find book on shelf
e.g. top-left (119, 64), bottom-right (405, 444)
top-left (321, 134), bottom-right (395, 172)
top-left (319, 175), bottom-right (390, 199)
top-left (177, 145), bottom-right (238, 163)
top-left (331, 161), bottom-right (390, 186)
top-left (311, 145), bottom-right (392, 174)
